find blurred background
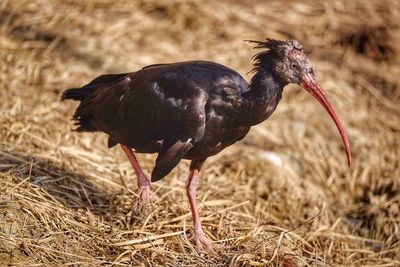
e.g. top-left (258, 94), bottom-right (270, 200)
top-left (0, 0), bottom-right (399, 266)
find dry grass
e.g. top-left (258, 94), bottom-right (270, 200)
top-left (1, 0), bottom-right (399, 266)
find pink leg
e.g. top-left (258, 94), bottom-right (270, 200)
top-left (186, 160), bottom-right (213, 251)
top-left (121, 145), bottom-right (151, 209)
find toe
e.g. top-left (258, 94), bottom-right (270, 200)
top-left (194, 234), bottom-right (214, 252)
top-left (138, 185), bottom-right (151, 204)
top-left (132, 185), bottom-right (151, 215)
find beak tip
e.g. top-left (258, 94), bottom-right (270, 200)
top-left (347, 153), bottom-right (352, 167)
top-left (345, 144), bottom-right (352, 167)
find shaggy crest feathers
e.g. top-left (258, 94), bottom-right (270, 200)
top-left (246, 38), bottom-right (303, 75)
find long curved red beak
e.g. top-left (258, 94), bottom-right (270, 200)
top-left (301, 74), bottom-right (352, 166)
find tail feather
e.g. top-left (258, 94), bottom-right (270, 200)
top-left (61, 87), bottom-right (90, 101)
top-left (61, 72), bottom-right (131, 132)
top-left (61, 73), bottom-right (130, 101)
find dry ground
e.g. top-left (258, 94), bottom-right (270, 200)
top-left (0, 0), bottom-right (399, 266)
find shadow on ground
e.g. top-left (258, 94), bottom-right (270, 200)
top-left (0, 149), bottom-right (120, 217)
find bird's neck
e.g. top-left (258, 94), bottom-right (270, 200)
top-left (240, 65), bottom-right (286, 126)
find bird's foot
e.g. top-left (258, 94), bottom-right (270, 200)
top-left (193, 231), bottom-right (214, 252)
top-left (132, 185), bottom-right (151, 215)
top-left (137, 184), bottom-right (151, 204)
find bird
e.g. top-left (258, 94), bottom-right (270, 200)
top-left (61, 38), bottom-right (351, 251)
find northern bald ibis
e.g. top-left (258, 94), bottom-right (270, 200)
top-left (62, 39), bottom-right (351, 250)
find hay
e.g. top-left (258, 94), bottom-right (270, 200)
top-left (1, 0), bottom-right (399, 266)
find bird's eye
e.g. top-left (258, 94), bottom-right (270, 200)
top-left (291, 62), bottom-right (299, 69)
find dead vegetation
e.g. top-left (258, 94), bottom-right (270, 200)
top-left (0, 0), bottom-right (399, 266)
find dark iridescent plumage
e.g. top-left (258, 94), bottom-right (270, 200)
top-left (62, 59), bottom-right (285, 181)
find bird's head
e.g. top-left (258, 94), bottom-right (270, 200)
top-left (249, 38), bottom-right (351, 166)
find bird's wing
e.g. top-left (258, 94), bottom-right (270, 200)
top-left (74, 65), bottom-right (208, 181)
top-left (133, 68), bottom-right (208, 181)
